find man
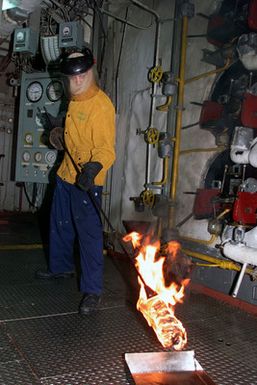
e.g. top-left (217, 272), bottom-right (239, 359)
top-left (36, 48), bottom-right (116, 315)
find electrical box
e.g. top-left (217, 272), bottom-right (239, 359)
top-left (58, 21), bottom-right (84, 49)
top-left (15, 71), bottom-right (67, 184)
top-left (13, 27), bottom-right (39, 55)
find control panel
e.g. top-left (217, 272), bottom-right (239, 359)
top-left (15, 71), bottom-right (67, 183)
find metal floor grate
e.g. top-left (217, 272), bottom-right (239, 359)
top-left (0, 249), bottom-right (257, 385)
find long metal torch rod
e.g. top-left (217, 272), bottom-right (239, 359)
top-left (62, 141), bottom-right (157, 298)
top-left (42, 108), bottom-right (156, 296)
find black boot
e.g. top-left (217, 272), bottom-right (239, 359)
top-left (79, 294), bottom-right (101, 315)
top-left (35, 269), bottom-right (74, 280)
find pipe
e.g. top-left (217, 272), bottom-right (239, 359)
top-left (179, 146), bottom-right (226, 155)
top-left (180, 209), bottom-right (230, 245)
top-left (232, 262), bottom-right (248, 298)
top-left (152, 157), bottom-right (169, 186)
top-left (168, 15), bottom-right (188, 228)
top-left (130, 0), bottom-right (161, 186)
top-left (182, 248), bottom-right (255, 276)
top-left (156, 96), bottom-right (173, 112)
top-left (181, 234), bottom-right (217, 246)
top-left (223, 242), bottom-right (257, 266)
top-left (216, 208), bottom-right (231, 219)
top-left (185, 58), bottom-right (231, 84)
top-left (115, 7), bottom-right (129, 111)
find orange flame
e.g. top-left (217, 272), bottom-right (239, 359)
top-left (123, 232), bottom-right (188, 350)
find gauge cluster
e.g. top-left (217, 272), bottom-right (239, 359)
top-left (15, 72), bottom-right (67, 183)
top-left (26, 79), bottom-right (64, 103)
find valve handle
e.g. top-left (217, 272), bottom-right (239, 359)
top-left (144, 127), bottom-right (159, 145)
top-left (141, 190), bottom-right (155, 208)
top-left (149, 65), bottom-right (163, 83)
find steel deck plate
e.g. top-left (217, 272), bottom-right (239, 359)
top-left (0, 249), bottom-right (257, 385)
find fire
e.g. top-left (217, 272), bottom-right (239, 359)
top-left (123, 232), bottom-right (189, 350)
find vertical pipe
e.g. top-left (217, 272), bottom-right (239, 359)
top-left (169, 15), bottom-right (188, 228)
top-left (130, 1), bottom-right (160, 186)
top-left (232, 262), bottom-right (248, 298)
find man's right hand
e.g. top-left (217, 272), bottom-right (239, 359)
top-left (49, 127), bottom-right (64, 150)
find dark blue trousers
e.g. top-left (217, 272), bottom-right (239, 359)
top-left (49, 176), bottom-right (103, 295)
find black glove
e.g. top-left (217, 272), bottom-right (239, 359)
top-left (41, 110), bottom-right (66, 130)
top-left (77, 162), bottom-right (103, 191)
top-left (49, 127), bottom-right (64, 150)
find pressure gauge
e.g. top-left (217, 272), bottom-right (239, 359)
top-left (45, 150), bottom-right (57, 165)
top-left (46, 80), bottom-right (63, 102)
top-left (34, 152), bottom-right (42, 162)
top-left (16, 31), bottom-right (25, 42)
top-left (26, 82), bottom-right (43, 103)
top-left (22, 151), bottom-right (31, 162)
top-left (24, 133), bottom-right (33, 145)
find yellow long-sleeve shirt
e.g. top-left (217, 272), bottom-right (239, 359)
top-left (57, 84), bottom-right (116, 186)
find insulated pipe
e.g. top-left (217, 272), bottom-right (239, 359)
top-left (223, 242), bottom-right (257, 266)
top-left (130, 0), bottom-right (161, 185)
top-left (169, 15), bottom-right (188, 227)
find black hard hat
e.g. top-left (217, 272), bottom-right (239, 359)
top-left (60, 48), bottom-right (94, 76)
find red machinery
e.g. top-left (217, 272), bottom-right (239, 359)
top-left (248, 0), bottom-right (257, 31)
top-left (241, 92), bottom-right (257, 128)
top-left (233, 191), bottom-right (257, 224)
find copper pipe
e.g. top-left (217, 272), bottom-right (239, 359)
top-left (156, 96), bottom-right (173, 112)
top-left (185, 58), bottom-right (231, 84)
top-left (152, 157), bottom-right (169, 186)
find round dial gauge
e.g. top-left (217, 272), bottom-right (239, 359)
top-left (24, 133), bottom-right (33, 145)
top-left (22, 151), bottom-right (31, 162)
top-left (46, 80), bottom-right (63, 102)
top-left (45, 150), bottom-right (57, 165)
top-left (16, 31), bottom-right (25, 42)
top-left (26, 82), bottom-right (43, 102)
top-left (34, 152), bottom-right (42, 162)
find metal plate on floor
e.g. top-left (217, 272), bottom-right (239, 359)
top-left (125, 351), bottom-right (217, 385)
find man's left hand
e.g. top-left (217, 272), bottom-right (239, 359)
top-left (77, 162), bottom-right (103, 191)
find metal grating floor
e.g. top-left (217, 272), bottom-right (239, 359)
top-left (0, 246), bottom-right (257, 385)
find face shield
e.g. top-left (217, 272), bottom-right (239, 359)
top-left (60, 48), bottom-right (94, 98)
